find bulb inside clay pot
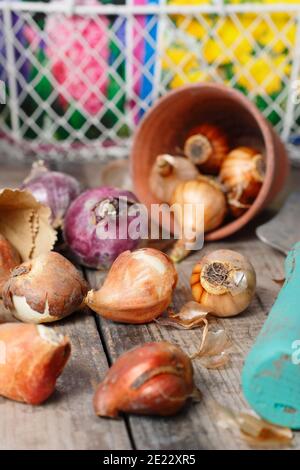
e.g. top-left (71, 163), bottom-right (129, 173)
top-left (2, 251), bottom-right (88, 323)
top-left (184, 124), bottom-right (229, 174)
top-left (220, 146), bottom-right (266, 218)
top-left (149, 154), bottom-right (199, 203)
top-left (169, 177), bottom-right (227, 263)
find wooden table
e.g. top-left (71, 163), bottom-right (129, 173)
top-left (0, 158), bottom-right (299, 450)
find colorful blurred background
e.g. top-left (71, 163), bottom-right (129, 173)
top-left (0, 0), bottom-right (300, 159)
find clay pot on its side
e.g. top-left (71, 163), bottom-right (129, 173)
top-left (131, 84), bottom-right (289, 240)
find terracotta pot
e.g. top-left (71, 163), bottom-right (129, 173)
top-left (131, 83), bottom-right (289, 240)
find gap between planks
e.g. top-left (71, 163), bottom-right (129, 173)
top-left (85, 240), bottom-right (299, 451)
top-left (1, 158), bottom-right (299, 449)
top-left (0, 266), bottom-right (132, 451)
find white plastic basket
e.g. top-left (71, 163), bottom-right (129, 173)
top-left (1, 0), bottom-right (300, 161)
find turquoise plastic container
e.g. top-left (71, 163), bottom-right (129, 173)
top-left (242, 242), bottom-right (300, 429)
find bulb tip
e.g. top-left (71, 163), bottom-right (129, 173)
top-left (169, 242), bottom-right (190, 263)
top-left (184, 134), bottom-right (212, 165)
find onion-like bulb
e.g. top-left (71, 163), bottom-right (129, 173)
top-left (64, 187), bottom-right (141, 269)
top-left (170, 176), bottom-right (227, 263)
top-left (190, 249), bottom-right (256, 317)
top-left (0, 323), bottom-right (71, 404)
top-left (149, 154), bottom-right (199, 203)
top-left (184, 124), bottom-right (229, 174)
top-left (219, 146), bottom-right (265, 218)
top-left (2, 252), bottom-right (88, 323)
top-left (21, 160), bottom-right (81, 228)
top-left (85, 248), bottom-right (177, 324)
top-left (93, 342), bottom-right (199, 418)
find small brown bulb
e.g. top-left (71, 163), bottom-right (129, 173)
top-left (2, 252), bottom-right (88, 323)
top-left (169, 176), bottom-right (227, 263)
top-left (85, 248), bottom-right (177, 324)
top-left (190, 249), bottom-right (256, 317)
top-left (93, 342), bottom-right (199, 418)
top-left (220, 146), bottom-right (265, 218)
top-left (149, 154), bottom-right (199, 203)
top-left (184, 124), bottom-right (229, 174)
top-left (0, 323), bottom-right (71, 405)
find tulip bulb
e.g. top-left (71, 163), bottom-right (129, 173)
top-left (0, 234), bottom-right (21, 294)
top-left (170, 177), bottom-right (227, 262)
top-left (149, 154), bottom-right (199, 203)
top-left (93, 342), bottom-right (199, 418)
top-left (0, 323), bottom-right (71, 404)
top-left (184, 124), bottom-right (229, 174)
top-left (220, 146), bottom-right (265, 218)
top-left (85, 248), bottom-right (177, 323)
top-left (190, 249), bottom-right (256, 317)
top-left (3, 252), bottom-right (88, 323)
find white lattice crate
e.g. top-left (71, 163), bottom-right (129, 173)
top-left (0, 0), bottom-right (300, 161)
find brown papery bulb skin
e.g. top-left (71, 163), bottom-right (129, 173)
top-left (0, 235), bottom-right (21, 294)
top-left (169, 177), bottom-right (227, 262)
top-left (0, 323), bottom-right (71, 404)
top-left (2, 251), bottom-right (88, 323)
top-left (149, 154), bottom-right (199, 204)
top-left (190, 249), bottom-right (256, 317)
top-left (171, 177), bottom-right (227, 233)
top-left (184, 124), bottom-right (229, 174)
top-left (93, 342), bottom-right (196, 418)
top-left (220, 147), bottom-right (265, 218)
top-left (85, 248), bottom-right (177, 324)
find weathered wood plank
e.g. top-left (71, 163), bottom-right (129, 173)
top-left (0, 309), bottom-right (132, 450)
top-left (85, 234), bottom-right (300, 450)
top-left (0, 160), bottom-right (132, 450)
top-left (1, 156), bottom-right (299, 449)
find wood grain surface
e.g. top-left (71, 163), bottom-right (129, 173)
top-left (0, 157), bottom-right (299, 450)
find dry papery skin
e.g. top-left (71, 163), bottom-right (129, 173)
top-left (155, 301), bottom-right (231, 369)
top-left (155, 301), bottom-right (211, 329)
top-left (0, 188), bottom-right (56, 261)
top-left (3, 251), bottom-right (88, 323)
top-left (191, 249), bottom-right (256, 317)
top-left (220, 146), bottom-right (265, 218)
top-left (85, 248), bottom-right (177, 324)
top-left (0, 323), bottom-right (71, 405)
top-left (0, 234), bottom-right (21, 293)
top-left (212, 400), bottom-right (293, 448)
top-left (93, 341), bottom-right (201, 418)
top-left (184, 124), bottom-right (229, 174)
top-left (170, 177), bottom-right (227, 263)
top-left (149, 154), bottom-right (199, 203)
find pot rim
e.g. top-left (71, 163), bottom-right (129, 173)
top-left (131, 83), bottom-right (278, 241)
